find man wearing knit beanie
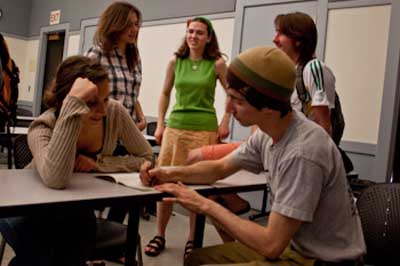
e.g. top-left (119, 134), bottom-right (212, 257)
top-left (140, 46), bottom-right (365, 266)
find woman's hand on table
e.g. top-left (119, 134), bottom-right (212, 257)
top-left (74, 154), bottom-right (97, 172)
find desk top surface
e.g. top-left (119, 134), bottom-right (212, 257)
top-left (0, 169), bottom-right (266, 211)
top-left (0, 170), bottom-right (152, 208)
top-left (17, 116), bottom-right (35, 121)
top-left (2, 127), bottom-right (157, 142)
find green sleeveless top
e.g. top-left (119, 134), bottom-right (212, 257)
top-left (167, 57), bottom-right (218, 131)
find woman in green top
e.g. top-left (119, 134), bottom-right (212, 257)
top-left (144, 17), bottom-right (231, 258)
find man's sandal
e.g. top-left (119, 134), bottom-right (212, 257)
top-left (144, 236), bottom-right (166, 257)
top-left (184, 240), bottom-right (194, 259)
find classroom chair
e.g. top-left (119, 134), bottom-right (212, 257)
top-left (146, 121), bottom-right (160, 153)
top-left (0, 234), bottom-right (5, 265)
top-left (357, 183), bottom-right (400, 266)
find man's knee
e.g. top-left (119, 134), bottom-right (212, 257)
top-left (184, 242), bottom-right (244, 266)
top-left (185, 248), bottom-right (207, 266)
top-left (185, 245), bottom-right (229, 266)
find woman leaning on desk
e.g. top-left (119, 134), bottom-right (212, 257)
top-left (0, 55), bottom-right (152, 266)
top-left (144, 16), bottom-right (231, 259)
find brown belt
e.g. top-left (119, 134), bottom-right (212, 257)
top-left (315, 258), bottom-right (364, 266)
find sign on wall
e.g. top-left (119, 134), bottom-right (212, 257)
top-left (49, 10), bottom-right (61, 25)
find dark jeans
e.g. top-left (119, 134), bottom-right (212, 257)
top-left (0, 209), bottom-right (96, 266)
top-left (107, 206), bottom-right (129, 223)
top-left (315, 259), bottom-right (364, 266)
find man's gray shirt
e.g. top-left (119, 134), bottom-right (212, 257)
top-left (231, 111), bottom-right (365, 261)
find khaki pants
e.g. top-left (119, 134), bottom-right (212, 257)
top-left (158, 127), bottom-right (218, 166)
top-left (184, 242), bottom-right (315, 266)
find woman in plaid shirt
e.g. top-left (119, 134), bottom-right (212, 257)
top-left (86, 1), bottom-right (146, 131)
top-left (85, 1), bottom-right (147, 233)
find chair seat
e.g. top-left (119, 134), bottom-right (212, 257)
top-left (92, 219), bottom-right (127, 261)
top-left (357, 183), bottom-right (400, 265)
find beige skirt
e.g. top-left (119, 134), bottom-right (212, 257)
top-left (158, 127), bottom-right (218, 166)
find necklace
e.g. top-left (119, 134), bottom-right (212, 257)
top-left (190, 59), bottom-right (202, 71)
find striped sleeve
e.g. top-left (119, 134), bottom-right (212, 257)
top-left (303, 59), bottom-right (335, 109)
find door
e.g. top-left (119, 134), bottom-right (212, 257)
top-left (41, 32), bottom-right (65, 113)
top-left (79, 18), bottom-right (98, 54)
top-left (33, 23), bottom-right (69, 116)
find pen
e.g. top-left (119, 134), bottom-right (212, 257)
top-left (149, 154), bottom-right (156, 186)
top-left (151, 153), bottom-right (156, 169)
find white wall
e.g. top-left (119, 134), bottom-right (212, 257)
top-left (5, 33), bottom-right (80, 103)
top-left (4, 36), bottom-right (38, 102)
top-left (325, 5), bottom-right (391, 144)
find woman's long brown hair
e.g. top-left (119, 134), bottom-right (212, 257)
top-left (93, 1), bottom-right (142, 70)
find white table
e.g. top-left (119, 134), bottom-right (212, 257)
top-left (8, 126), bottom-right (28, 135)
top-left (6, 128), bottom-right (156, 140)
top-left (0, 169), bottom-right (156, 266)
top-left (191, 170), bottom-right (268, 248)
top-left (16, 116), bottom-right (35, 121)
top-left (0, 169), bottom-right (267, 264)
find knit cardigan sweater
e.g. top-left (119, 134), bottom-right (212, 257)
top-left (27, 96), bottom-right (153, 189)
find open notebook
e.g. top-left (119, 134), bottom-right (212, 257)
top-left (94, 169), bottom-right (262, 192)
top-left (95, 173), bottom-right (153, 191)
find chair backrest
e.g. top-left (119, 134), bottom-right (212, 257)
top-left (357, 183), bottom-right (400, 265)
top-left (146, 121), bottom-right (157, 136)
top-left (13, 134), bottom-right (33, 169)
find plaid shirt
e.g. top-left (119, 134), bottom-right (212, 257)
top-left (86, 46), bottom-right (142, 119)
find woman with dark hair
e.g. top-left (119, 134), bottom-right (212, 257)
top-left (144, 16), bottom-right (231, 258)
top-left (86, 1), bottom-right (146, 131)
top-left (0, 55), bottom-right (152, 266)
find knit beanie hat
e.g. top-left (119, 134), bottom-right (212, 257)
top-left (228, 46), bottom-right (296, 107)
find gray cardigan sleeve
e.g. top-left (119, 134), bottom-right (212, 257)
top-left (96, 100), bottom-right (153, 172)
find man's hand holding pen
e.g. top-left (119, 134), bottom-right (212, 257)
top-left (149, 154), bottom-right (156, 186)
top-left (139, 155), bottom-right (156, 186)
top-left (139, 155), bottom-right (182, 186)
top-left (139, 154), bottom-right (167, 186)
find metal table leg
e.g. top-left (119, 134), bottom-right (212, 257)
top-left (125, 206), bottom-right (140, 266)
